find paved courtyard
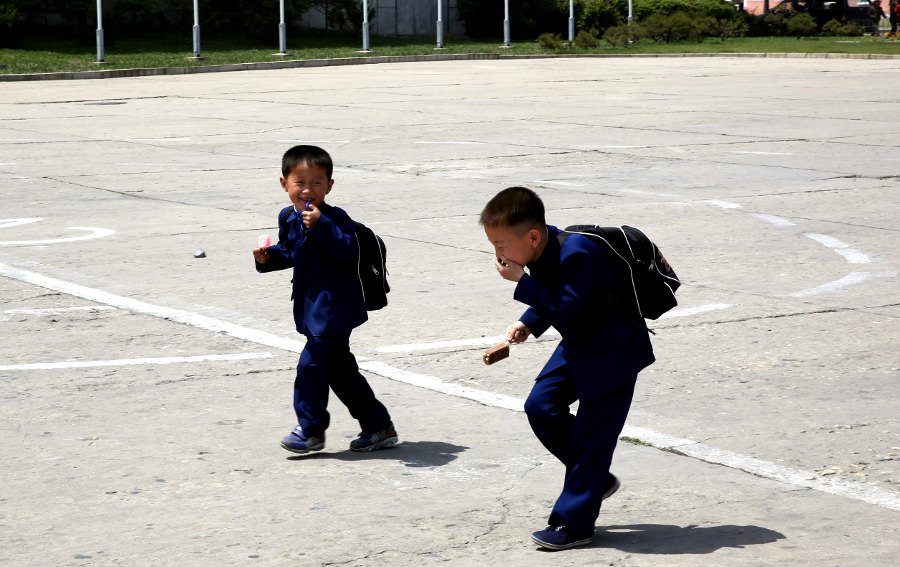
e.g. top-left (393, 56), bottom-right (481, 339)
top-left (1, 55), bottom-right (898, 566)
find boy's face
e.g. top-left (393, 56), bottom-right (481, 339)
top-left (280, 160), bottom-right (333, 210)
top-left (484, 223), bottom-right (543, 267)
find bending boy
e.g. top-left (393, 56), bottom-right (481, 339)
top-left (480, 187), bottom-right (655, 550)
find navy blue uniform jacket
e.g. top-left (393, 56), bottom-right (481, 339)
top-left (515, 225), bottom-right (655, 401)
top-left (256, 203), bottom-right (367, 336)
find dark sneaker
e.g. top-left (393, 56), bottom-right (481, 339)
top-left (603, 473), bottom-right (621, 500)
top-left (281, 426), bottom-right (325, 454)
top-left (349, 423), bottom-right (398, 452)
top-left (531, 525), bottom-right (594, 550)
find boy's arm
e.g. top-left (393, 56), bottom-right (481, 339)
top-left (513, 239), bottom-right (614, 337)
top-left (256, 208), bottom-right (293, 273)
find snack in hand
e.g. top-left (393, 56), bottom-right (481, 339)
top-left (483, 342), bottom-right (510, 365)
top-left (258, 234), bottom-right (272, 248)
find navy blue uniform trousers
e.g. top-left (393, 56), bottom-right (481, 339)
top-left (294, 332), bottom-right (391, 437)
top-left (524, 365), bottom-right (637, 532)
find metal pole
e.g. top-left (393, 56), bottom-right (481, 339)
top-left (503, 0), bottom-right (510, 46)
top-left (192, 0), bottom-right (201, 58)
top-left (627, 0), bottom-right (633, 45)
top-left (362, 0), bottom-right (370, 51)
top-left (96, 0), bottom-right (104, 62)
top-left (568, 0), bottom-right (574, 42)
top-left (436, 0), bottom-right (444, 48)
top-left (278, 0), bottom-right (287, 54)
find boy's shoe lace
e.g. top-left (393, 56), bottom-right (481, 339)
top-left (349, 423), bottom-right (398, 452)
top-left (280, 426), bottom-right (325, 454)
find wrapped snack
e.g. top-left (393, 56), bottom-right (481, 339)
top-left (258, 234), bottom-right (272, 249)
top-left (483, 342), bottom-right (510, 365)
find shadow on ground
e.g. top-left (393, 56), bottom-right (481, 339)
top-left (593, 523), bottom-right (786, 554)
top-left (288, 440), bottom-right (468, 467)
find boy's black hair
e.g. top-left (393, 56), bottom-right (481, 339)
top-left (282, 145), bottom-right (333, 179)
top-left (479, 186), bottom-right (546, 233)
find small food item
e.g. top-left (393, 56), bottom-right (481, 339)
top-left (483, 342), bottom-right (510, 365)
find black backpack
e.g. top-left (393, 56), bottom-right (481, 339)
top-left (354, 221), bottom-right (390, 311)
top-left (278, 206), bottom-right (389, 311)
top-left (559, 225), bottom-right (679, 320)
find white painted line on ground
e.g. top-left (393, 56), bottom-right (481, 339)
top-left (790, 272), bottom-right (873, 297)
top-left (658, 303), bottom-right (734, 319)
top-left (805, 233), bottom-right (871, 264)
top-left (0, 352), bottom-right (274, 372)
top-left (0, 262), bottom-right (309, 355)
top-left (0, 227), bottom-right (116, 246)
top-left (622, 425), bottom-right (900, 512)
top-left (805, 233), bottom-right (850, 249)
top-left (372, 331), bottom-right (560, 354)
top-left (3, 262), bottom-right (894, 511)
top-left (358, 361), bottom-right (524, 412)
top-left (751, 213), bottom-right (796, 227)
top-left (703, 200), bottom-right (742, 209)
top-left (0, 218), bottom-right (42, 229)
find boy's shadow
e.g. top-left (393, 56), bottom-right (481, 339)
top-left (288, 440), bottom-right (467, 468)
top-left (587, 523), bottom-right (786, 554)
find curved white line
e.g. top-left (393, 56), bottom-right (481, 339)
top-left (790, 272), bottom-right (873, 297)
top-left (0, 227), bottom-right (116, 246)
top-left (0, 218), bottom-right (42, 229)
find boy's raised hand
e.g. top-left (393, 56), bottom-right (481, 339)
top-left (495, 255), bottom-right (525, 282)
top-left (301, 202), bottom-right (321, 229)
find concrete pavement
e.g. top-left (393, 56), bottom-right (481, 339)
top-left (1, 55), bottom-right (898, 566)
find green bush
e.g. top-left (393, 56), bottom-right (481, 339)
top-left (786, 12), bottom-right (817, 37)
top-left (716, 14), bottom-right (750, 40)
top-left (576, 0), bottom-right (627, 35)
top-left (574, 28), bottom-right (599, 48)
top-left (537, 31), bottom-right (565, 49)
top-left (691, 15), bottom-right (718, 42)
top-left (602, 21), bottom-right (630, 46)
top-left (821, 18), bottom-right (861, 37)
top-left (642, 11), bottom-right (695, 42)
top-left (691, 0), bottom-right (738, 21)
top-left (633, 0), bottom-right (696, 20)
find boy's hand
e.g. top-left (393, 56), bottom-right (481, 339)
top-left (506, 321), bottom-right (531, 344)
top-left (253, 247), bottom-right (269, 264)
top-left (495, 255), bottom-right (525, 282)
top-left (301, 202), bottom-right (321, 229)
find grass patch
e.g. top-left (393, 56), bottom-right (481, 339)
top-left (2, 32), bottom-right (897, 75)
top-left (620, 436), bottom-right (653, 447)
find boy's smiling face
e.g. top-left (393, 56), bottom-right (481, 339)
top-left (281, 160), bottom-right (333, 210)
top-left (484, 223), bottom-right (543, 267)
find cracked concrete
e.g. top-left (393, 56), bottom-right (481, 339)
top-left (1, 56), bottom-right (898, 566)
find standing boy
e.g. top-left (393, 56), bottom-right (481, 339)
top-left (254, 145), bottom-right (397, 454)
top-left (480, 187), bottom-right (655, 550)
